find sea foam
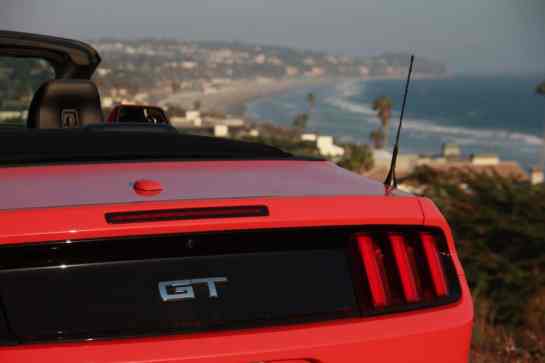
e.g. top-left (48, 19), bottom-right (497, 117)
top-left (325, 81), bottom-right (544, 148)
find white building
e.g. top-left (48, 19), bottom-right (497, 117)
top-left (255, 54), bottom-right (266, 64)
top-left (181, 61), bottom-right (197, 70)
top-left (101, 96), bottom-right (114, 108)
top-left (97, 68), bottom-right (112, 77)
top-left (359, 66), bottom-right (370, 76)
top-left (301, 133), bottom-right (344, 157)
top-left (316, 136), bottom-right (344, 157)
top-left (203, 85), bottom-right (219, 95)
top-left (301, 133), bottom-right (317, 142)
top-left (442, 143), bottom-right (461, 159)
top-left (248, 129), bottom-right (260, 137)
top-left (222, 118), bottom-right (245, 127)
top-left (310, 67), bottom-right (325, 77)
top-left (285, 66), bottom-right (299, 77)
top-left (471, 154), bottom-right (500, 166)
top-left (186, 110), bottom-right (201, 122)
top-left (303, 58), bottom-right (316, 66)
top-left (530, 168), bottom-right (544, 185)
top-left (133, 92), bottom-right (149, 103)
top-left (171, 110), bottom-right (202, 127)
top-left (214, 125), bottom-right (229, 137)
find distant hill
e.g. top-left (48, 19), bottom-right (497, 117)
top-left (90, 39), bottom-right (448, 92)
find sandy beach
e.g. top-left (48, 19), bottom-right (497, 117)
top-left (158, 78), bottom-right (335, 116)
top-left (155, 74), bottom-right (440, 117)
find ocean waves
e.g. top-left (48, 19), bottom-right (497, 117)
top-left (325, 80), bottom-right (544, 149)
top-left (246, 77), bottom-right (544, 168)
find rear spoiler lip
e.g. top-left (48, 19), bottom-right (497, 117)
top-left (0, 195), bottom-right (425, 246)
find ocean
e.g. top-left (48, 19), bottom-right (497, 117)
top-left (245, 76), bottom-right (545, 170)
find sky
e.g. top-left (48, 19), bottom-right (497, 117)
top-left (2, 0), bottom-right (544, 74)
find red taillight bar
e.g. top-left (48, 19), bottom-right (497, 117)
top-left (356, 234), bottom-right (390, 308)
top-left (389, 233), bottom-right (421, 303)
top-left (420, 232), bottom-right (449, 297)
top-left (105, 205), bottom-right (269, 224)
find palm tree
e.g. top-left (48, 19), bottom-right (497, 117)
top-left (537, 81), bottom-right (545, 169)
top-left (537, 81), bottom-right (545, 95)
top-left (371, 96), bottom-right (393, 149)
top-left (307, 92), bottom-right (316, 112)
top-left (370, 128), bottom-right (385, 149)
top-left (292, 113), bottom-right (309, 132)
top-left (372, 96), bottom-right (393, 129)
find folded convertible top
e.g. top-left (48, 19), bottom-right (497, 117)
top-left (0, 128), bottom-right (315, 166)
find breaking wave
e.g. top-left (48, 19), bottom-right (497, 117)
top-left (325, 82), bottom-right (544, 148)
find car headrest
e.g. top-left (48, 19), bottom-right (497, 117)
top-left (27, 80), bottom-right (104, 129)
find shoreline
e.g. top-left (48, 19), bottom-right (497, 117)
top-left (157, 74), bottom-right (444, 119)
top-left (156, 75), bottom-right (540, 170)
top-left (158, 78), bottom-right (338, 117)
top-left (239, 76), bottom-right (542, 171)
top-left (239, 74), bottom-right (445, 119)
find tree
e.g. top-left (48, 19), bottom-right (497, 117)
top-left (369, 128), bottom-right (385, 149)
top-left (536, 81), bottom-right (545, 95)
top-left (292, 113), bottom-right (309, 131)
top-left (537, 80), bottom-right (545, 169)
top-left (405, 166), bottom-right (545, 326)
top-left (306, 92), bottom-right (316, 111)
top-left (370, 96), bottom-right (393, 149)
top-left (304, 92), bottom-right (316, 127)
top-left (337, 144), bottom-right (374, 173)
top-left (372, 96), bottom-right (393, 128)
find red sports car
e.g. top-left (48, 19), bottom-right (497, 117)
top-left (0, 31), bottom-right (473, 363)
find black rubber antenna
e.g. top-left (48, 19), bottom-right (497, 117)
top-left (384, 54), bottom-right (415, 189)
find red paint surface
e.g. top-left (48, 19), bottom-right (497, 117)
top-left (0, 160), bottom-right (405, 211)
top-left (0, 195), bottom-right (423, 245)
top-left (0, 162), bottom-right (473, 362)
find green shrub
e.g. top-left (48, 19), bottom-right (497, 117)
top-left (406, 167), bottom-right (545, 326)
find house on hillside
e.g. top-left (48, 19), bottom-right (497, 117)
top-left (300, 133), bottom-right (344, 158)
top-left (363, 143), bottom-right (531, 189)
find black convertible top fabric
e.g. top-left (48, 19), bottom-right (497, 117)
top-left (0, 128), bottom-right (304, 166)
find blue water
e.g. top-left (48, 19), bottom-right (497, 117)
top-left (246, 76), bottom-right (545, 169)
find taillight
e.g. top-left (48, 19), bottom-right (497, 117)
top-left (356, 234), bottom-right (390, 307)
top-left (420, 232), bottom-right (449, 297)
top-left (354, 229), bottom-right (460, 314)
top-left (388, 233), bottom-right (421, 303)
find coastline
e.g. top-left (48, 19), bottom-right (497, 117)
top-left (239, 74), bottom-right (444, 119)
top-left (157, 74), bottom-right (440, 118)
top-left (158, 78), bottom-right (338, 116)
top-left (242, 75), bottom-right (543, 170)
top-left (157, 74), bottom-right (541, 170)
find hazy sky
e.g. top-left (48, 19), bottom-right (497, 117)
top-left (2, 0), bottom-right (544, 73)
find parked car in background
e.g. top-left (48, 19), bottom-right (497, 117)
top-left (107, 104), bottom-right (170, 124)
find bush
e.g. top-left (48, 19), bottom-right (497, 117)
top-left (405, 166), bottom-right (545, 361)
top-left (337, 144), bottom-right (374, 173)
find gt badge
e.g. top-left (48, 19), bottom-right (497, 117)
top-left (158, 277), bottom-right (228, 302)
